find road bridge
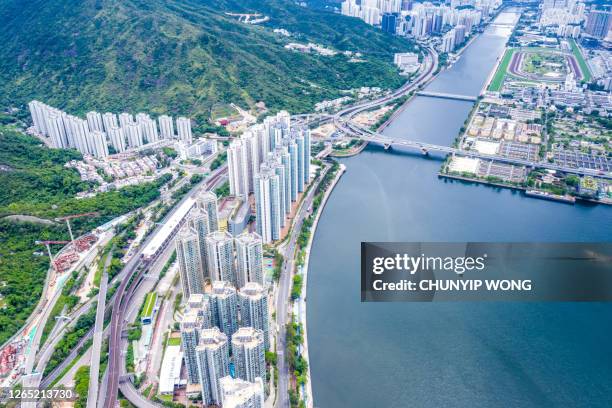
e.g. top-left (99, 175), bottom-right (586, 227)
top-left (416, 91), bottom-right (478, 102)
top-left (342, 121), bottom-right (612, 180)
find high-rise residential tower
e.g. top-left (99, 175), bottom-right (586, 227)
top-left (197, 190), bottom-right (220, 232)
top-left (118, 112), bottom-right (134, 128)
top-left (195, 327), bottom-right (230, 406)
top-left (107, 126), bottom-right (126, 153)
top-left (180, 295), bottom-right (212, 384)
top-left (206, 231), bottom-right (236, 285)
top-left (227, 138), bottom-right (250, 197)
top-left (159, 115), bottom-right (174, 139)
top-left (585, 10), bottom-right (611, 39)
top-left (177, 117), bottom-right (193, 144)
top-left (28, 101), bottom-right (48, 136)
top-left (267, 153), bottom-right (289, 222)
top-left (234, 232), bottom-right (264, 287)
top-left (210, 281), bottom-right (239, 338)
top-left (231, 327), bottom-right (266, 383)
top-left (176, 228), bottom-right (205, 299)
top-left (125, 122), bottom-right (144, 148)
top-left (86, 111), bottom-right (104, 132)
top-left (238, 282), bottom-right (269, 350)
top-left (102, 112), bottom-right (119, 133)
top-left (136, 113), bottom-right (159, 143)
top-left (220, 376), bottom-right (265, 408)
top-left (254, 166), bottom-right (281, 243)
top-left (188, 208), bottom-right (211, 280)
top-left (240, 130), bottom-right (261, 193)
top-left (90, 130), bottom-right (109, 158)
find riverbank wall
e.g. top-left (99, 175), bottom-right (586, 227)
top-left (438, 172), bottom-right (610, 206)
top-left (296, 163), bottom-right (346, 408)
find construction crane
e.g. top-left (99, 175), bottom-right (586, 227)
top-left (35, 240), bottom-right (70, 270)
top-left (55, 212), bottom-right (99, 243)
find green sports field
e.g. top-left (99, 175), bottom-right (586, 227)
top-left (488, 48), bottom-right (515, 92)
top-left (568, 39), bottom-right (591, 82)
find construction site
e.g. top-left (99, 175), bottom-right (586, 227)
top-left (0, 212), bottom-right (110, 387)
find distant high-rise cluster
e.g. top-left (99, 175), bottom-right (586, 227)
top-left (341, 0), bottom-right (498, 34)
top-left (227, 111), bottom-right (311, 244)
top-left (406, 4), bottom-right (484, 50)
top-left (539, 0), bottom-right (586, 38)
top-left (342, 0), bottom-right (402, 26)
top-left (538, 0), bottom-right (610, 39)
top-left (28, 100), bottom-right (192, 158)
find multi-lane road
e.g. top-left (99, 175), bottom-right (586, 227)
top-left (275, 162), bottom-right (333, 408)
top-left (87, 250), bottom-right (111, 408)
top-left (334, 47), bottom-right (438, 125)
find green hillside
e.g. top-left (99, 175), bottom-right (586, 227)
top-left (0, 0), bottom-right (414, 121)
top-left (0, 126), bottom-right (171, 345)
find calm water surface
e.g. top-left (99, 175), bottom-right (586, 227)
top-left (307, 11), bottom-right (612, 408)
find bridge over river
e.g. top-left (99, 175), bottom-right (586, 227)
top-left (338, 120), bottom-right (612, 181)
top-left (416, 91), bottom-right (478, 102)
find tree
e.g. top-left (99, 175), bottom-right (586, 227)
top-left (565, 175), bottom-right (580, 187)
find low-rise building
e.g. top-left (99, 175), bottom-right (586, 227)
top-left (158, 345), bottom-right (183, 395)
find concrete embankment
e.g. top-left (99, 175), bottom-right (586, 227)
top-left (296, 163), bottom-right (346, 408)
top-left (439, 172), bottom-right (611, 206)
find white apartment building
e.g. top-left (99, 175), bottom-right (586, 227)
top-left (220, 377), bottom-right (264, 408)
top-left (177, 116), bottom-right (193, 144)
top-left (254, 166), bottom-right (281, 244)
top-left (188, 208), bottom-right (212, 280)
top-left (210, 281), bottom-right (239, 338)
top-left (234, 232), bottom-right (264, 287)
top-left (206, 231), bottom-right (236, 286)
top-left (231, 327), bottom-right (266, 383)
top-left (125, 122), bottom-right (144, 148)
top-left (195, 327), bottom-right (230, 406)
top-left (227, 138), bottom-right (250, 197)
top-left (86, 111), bottom-right (104, 132)
top-left (197, 190), bottom-right (220, 232)
top-left (159, 114), bottom-right (174, 139)
top-left (180, 296), bottom-right (213, 384)
top-left (107, 125), bottom-right (126, 153)
top-left (176, 228), bottom-right (205, 299)
top-left (238, 282), bottom-right (269, 350)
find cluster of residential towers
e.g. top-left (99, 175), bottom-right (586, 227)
top-left (175, 191), bottom-right (269, 407)
top-left (227, 111), bottom-right (312, 243)
top-left (28, 100), bottom-right (193, 158)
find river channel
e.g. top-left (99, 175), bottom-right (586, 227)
top-left (307, 10), bottom-right (612, 408)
